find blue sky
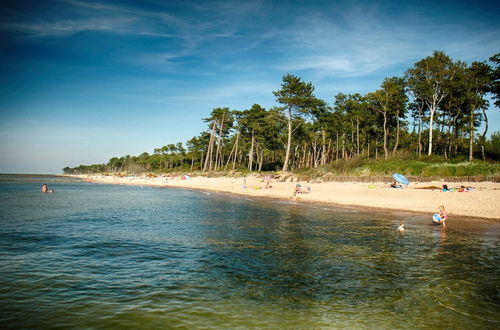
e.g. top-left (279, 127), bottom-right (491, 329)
top-left (1, 0), bottom-right (499, 174)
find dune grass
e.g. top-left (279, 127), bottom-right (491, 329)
top-left (294, 156), bottom-right (500, 180)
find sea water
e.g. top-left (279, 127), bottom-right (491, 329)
top-left (0, 175), bottom-right (498, 328)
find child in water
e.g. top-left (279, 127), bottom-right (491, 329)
top-left (41, 184), bottom-right (54, 193)
top-left (397, 221), bottom-right (405, 232)
top-left (433, 205), bottom-right (448, 227)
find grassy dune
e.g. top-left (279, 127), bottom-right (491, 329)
top-left (295, 157), bottom-right (500, 181)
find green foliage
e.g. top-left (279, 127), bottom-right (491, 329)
top-left (484, 131), bottom-right (500, 160)
top-left (291, 156), bottom-right (499, 179)
top-left (489, 53), bottom-right (500, 108)
top-left (356, 158), bottom-right (498, 177)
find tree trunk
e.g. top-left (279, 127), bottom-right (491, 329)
top-left (214, 113), bottom-right (225, 171)
top-left (326, 139), bottom-right (331, 163)
top-left (203, 121), bottom-right (217, 172)
top-left (224, 137), bottom-right (238, 171)
top-left (356, 117), bottom-right (360, 155)
top-left (300, 143), bottom-right (307, 168)
top-left (248, 129), bottom-right (255, 171)
top-left (233, 132), bottom-right (239, 171)
top-left (426, 92), bottom-right (445, 156)
top-left (351, 121), bottom-right (355, 154)
top-left (417, 104), bottom-right (423, 157)
top-left (258, 149), bottom-right (264, 171)
top-left (312, 138), bottom-right (318, 168)
top-left (283, 107), bottom-right (293, 172)
top-left (336, 132), bottom-right (339, 160)
top-left (428, 105), bottom-right (436, 156)
top-left (469, 108), bottom-right (474, 161)
top-left (342, 133), bottom-right (346, 159)
top-left (321, 129), bottom-right (327, 165)
top-left (481, 107), bottom-right (488, 161)
top-left (393, 110), bottom-right (400, 154)
top-left (383, 111), bottom-right (388, 159)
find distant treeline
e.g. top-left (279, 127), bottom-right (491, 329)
top-left (64, 51), bottom-right (500, 175)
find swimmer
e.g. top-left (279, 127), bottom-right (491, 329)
top-left (397, 221), bottom-right (405, 232)
top-left (41, 184), bottom-right (54, 193)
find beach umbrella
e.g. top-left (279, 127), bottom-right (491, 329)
top-left (392, 173), bottom-right (409, 186)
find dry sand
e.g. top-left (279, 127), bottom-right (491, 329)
top-left (77, 174), bottom-right (500, 220)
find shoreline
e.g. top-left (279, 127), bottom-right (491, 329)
top-left (74, 174), bottom-right (500, 220)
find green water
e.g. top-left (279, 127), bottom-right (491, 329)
top-left (0, 177), bottom-right (498, 328)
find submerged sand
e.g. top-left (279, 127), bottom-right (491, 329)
top-left (76, 174), bottom-right (500, 220)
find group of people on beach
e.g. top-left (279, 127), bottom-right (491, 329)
top-left (289, 184), bottom-right (311, 201)
top-left (442, 184), bottom-right (474, 192)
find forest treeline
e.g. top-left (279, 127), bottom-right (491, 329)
top-left (64, 51), bottom-right (500, 175)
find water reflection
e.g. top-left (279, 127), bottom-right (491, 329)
top-left (195, 197), bottom-right (499, 326)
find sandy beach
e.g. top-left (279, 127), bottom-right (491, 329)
top-left (76, 174), bottom-right (500, 220)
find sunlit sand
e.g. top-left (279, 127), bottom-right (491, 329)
top-left (77, 174), bottom-right (500, 220)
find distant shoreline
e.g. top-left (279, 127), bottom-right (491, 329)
top-left (74, 174), bottom-right (500, 220)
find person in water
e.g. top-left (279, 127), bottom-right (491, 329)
top-left (433, 205), bottom-right (448, 227)
top-left (397, 221), bottom-right (405, 232)
top-left (41, 184), bottom-right (53, 193)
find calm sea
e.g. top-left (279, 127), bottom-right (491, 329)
top-left (0, 175), bottom-right (498, 329)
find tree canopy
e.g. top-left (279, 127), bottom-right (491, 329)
top-left (64, 51), bottom-right (500, 175)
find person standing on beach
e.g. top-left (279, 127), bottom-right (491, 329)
top-left (439, 206), bottom-right (448, 227)
top-left (264, 175), bottom-right (271, 189)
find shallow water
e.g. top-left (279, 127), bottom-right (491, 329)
top-left (0, 176), bottom-right (498, 328)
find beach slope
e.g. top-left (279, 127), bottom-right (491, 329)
top-left (78, 174), bottom-right (499, 220)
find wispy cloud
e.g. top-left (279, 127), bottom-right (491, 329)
top-left (1, 17), bottom-right (139, 37)
top-left (269, 6), bottom-right (417, 77)
top-left (1, 0), bottom-right (197, 41)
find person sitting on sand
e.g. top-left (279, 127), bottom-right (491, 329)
top-left (294, 184), bottom-right (311, 195)
top-left (294, 184), bottom-right (301, 195)
top-left (432, 206), bottom-right (448, 227)
top-left (458, 185), bottom-right (474, 192)
top-left (397, 221), bottom-right (405, 232)
top-left (289, 185), bottom-right (301, 200)
top-left (389, 181), bottom-right (402, 189)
